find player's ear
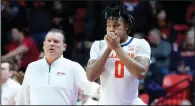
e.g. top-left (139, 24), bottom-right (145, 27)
top-left (125, 22), bottom-right (129, 31)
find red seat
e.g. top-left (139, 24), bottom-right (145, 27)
top-left (162, 74), bottom-right (192, 94)
top-left (157, 74), bottom-right (193, 105)
top-left (157, 98), bottom-right (183, 105)
top-left (174, 24), bottom-right (189, 31)
top-left (139, 93), bottom-right (149, 104)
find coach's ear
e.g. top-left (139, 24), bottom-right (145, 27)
top-left (43, 41), bottom-right (46, 50)
top-left (63, 44), bottom-right (67, 51)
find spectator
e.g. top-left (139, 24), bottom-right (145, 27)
top-left (171, 60), bottom-right (194, 76)
top-left (179, 27), bottom-right (194, 70)
top-left (185, 1), bottom-right (195, 26)
top-left (169, 26), bottom-right (193, 70)
top-left (1, 0), bottom-right (20, 55)
top-left (148, 28), bottom-right (171, 75)
top-left (28, 1), bottom-right (52, 47)
top-left (170, 27), bottom-right (195, 70)
top-left (158, 60), bottom-right (193, 106)
top-left (51, 1), bottom-right (75, 59)
top-left (1, 60), bottom-right (22, 105)
top-left (123, 0), bottom-right (154, 34)
top-left (2, 25), bottom-right (39, 73)
top-left (154, 9), bottom-right (172, 41)
top-left (12, 71), bottom-right (24, 85)
top-left (28, 1), bottom-right (52, 33)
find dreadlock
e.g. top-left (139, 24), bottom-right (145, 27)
top-left (103, 3), bottom-right (135, 35)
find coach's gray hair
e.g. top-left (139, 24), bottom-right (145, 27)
top-left (48, 28), bottom-right (66, 43)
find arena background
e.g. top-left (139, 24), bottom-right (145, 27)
top-left (1, 0), bottom-right (194, 105)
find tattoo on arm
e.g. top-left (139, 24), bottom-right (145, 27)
top-left (134, 56), bottom-right (150, 71)
top-left (86, 59), bottom-right (97, 70)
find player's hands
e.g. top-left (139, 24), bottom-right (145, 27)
top-left (104, 31), bottom-right (120, 50)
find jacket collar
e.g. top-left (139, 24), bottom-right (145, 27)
top-left (43, 55), bottom-right (64, 67)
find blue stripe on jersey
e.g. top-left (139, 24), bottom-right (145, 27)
top-left (121, 37), bottom-right (134, 47)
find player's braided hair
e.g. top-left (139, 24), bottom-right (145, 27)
top-left (103, 3), bottom-right (135, 35)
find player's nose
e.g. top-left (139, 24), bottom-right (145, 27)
top-left (109, 30), bottom-right (115, 33)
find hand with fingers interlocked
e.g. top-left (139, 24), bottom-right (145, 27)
top-left (104, 30), bottom-right (121, 51)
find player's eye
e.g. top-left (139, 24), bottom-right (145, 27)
top-left (107, 24), bottom-right (111, 28)
top-left (113, 24), bottom-right (120, 28)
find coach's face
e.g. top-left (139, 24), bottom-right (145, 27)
top-left (43, 32), bottom-right (66, 59)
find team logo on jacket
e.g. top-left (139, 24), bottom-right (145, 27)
top-left (57, 72), bottom-right (66, 76)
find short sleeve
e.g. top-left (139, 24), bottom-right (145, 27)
top-left (22, 38), bottom-right (33, 49)
top-left (90, 41), bottom-right (100, 60)
top-left (136, 39), bottom-right (151, 60)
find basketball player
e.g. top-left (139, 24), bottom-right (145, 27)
top-left (86, 4), bottom-right (151, 105)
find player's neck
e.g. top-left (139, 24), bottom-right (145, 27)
top-left (120, 35), bottom-right (129, 43)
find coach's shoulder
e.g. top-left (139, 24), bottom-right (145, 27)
top-left (71, 61), bottom-right (82, 67)
top-left (71, 61), bottom-right (85, 71)
top-left (26, 59), bottom-right (46, 70)
top-left (61, 58), bottom-right (82, 67)
top-left (28, 59), bottom-right (43, 66)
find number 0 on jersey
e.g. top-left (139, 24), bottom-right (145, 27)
top-left (115, 60), bottom-right (124, 78)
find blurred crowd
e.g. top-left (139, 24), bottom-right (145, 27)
top-left (1, 0), bottom-right (194, 105)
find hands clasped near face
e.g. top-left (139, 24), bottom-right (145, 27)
top-left (104, 31), bottom-right (121, 51)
